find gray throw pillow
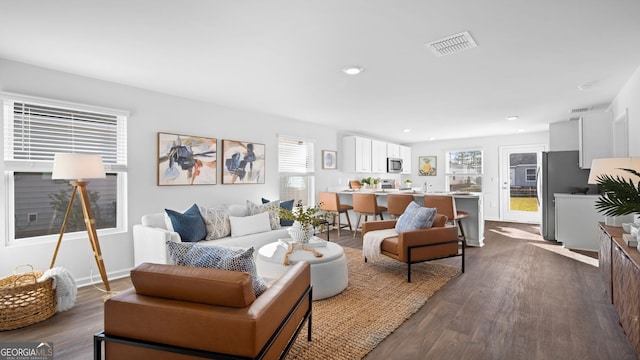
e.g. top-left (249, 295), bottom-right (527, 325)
top-left (199, 205), bottom-right (231, 240)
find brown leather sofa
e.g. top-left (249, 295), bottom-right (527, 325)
top-left (362, 214), bottom-right (464, 282)
top-left (94, 261), bottom-right (312, 360)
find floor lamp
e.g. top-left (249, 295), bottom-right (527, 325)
top-left (50, 153), bottom-right (110, 291)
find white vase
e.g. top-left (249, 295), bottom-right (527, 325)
top-left (287, 221), bottom-right (313, 243)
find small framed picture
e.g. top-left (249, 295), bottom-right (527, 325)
top-left (322, 150), bottom-right (337, 170)
top-left (418, 156), bottom-right (437, 176)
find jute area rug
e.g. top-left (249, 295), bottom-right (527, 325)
top-left (286, 246), bottom-right (461, 359)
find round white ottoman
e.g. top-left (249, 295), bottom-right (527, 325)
top-left (256, 240), bottom-right (349, 300)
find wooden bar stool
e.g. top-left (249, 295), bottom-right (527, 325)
top-left (424, 195), bottom-right (469, 242)
top-left (386, 193), bottom-right (415, 218)
top-left (352, 193), bottom-right (386, 238)
top-left (319, 192), bottom-right (353, 237)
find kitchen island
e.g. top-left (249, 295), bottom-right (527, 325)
top-left (337, 190), bottom-right (484, 247)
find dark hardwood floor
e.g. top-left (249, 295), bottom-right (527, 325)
top-left (0, 221), bottom-right (636, 359)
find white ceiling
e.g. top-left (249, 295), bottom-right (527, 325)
top-left (2, 0), bottom-right (640, 144)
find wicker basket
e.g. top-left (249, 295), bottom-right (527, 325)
top-left (0, 265), bottom-right (57, 331)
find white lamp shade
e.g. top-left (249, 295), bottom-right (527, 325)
top-left (51, 153), bottom-right (106, 180)
top-left (587, 157), bottom-right (640, 184)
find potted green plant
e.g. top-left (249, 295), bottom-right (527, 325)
top-left (279, 202), bottom-right (326, 243)
top-left (361, 177), bottom-right (380, 190)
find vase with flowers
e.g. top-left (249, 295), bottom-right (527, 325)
top-left (279, 201), bottom-right (326, 243)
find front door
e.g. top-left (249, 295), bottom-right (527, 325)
top-left (499, 145), bottom-right (545, 223)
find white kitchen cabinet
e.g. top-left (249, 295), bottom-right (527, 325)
top-left (371, 139), bottom-right (388, 173)
top-left (549, 119), bottom-right (579, 151)
top-left (387, 143), bottom-right (401, 158)
top-left (343, 136), bottom-right (372, 173)
top-left (400, 145), bottom-right (411, 174)
top-left (578, 112), bottom-right (612, 169)
top-left (554, 194), bottom-right (604, 251)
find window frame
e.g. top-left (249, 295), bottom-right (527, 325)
top-left (444, 149), bottom-right (483, 192)
top-left (2, 92), bottom-right (128, 246)
top-left (278, 135), bottom-right (316, 206)
top-left (525, 167), bottom-right (536, 182)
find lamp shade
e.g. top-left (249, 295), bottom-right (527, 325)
top-left (588, 157), bottom-right (640, 184)
top-left (52, 153), bottom-right (106, 180)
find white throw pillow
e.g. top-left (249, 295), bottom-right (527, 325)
top-left (246, 200), bottom-right (282, 230)
top-left (229, 212), bottom-right (271, 237)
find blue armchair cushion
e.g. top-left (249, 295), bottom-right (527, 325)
top-left (395, 201), bottom-right (437, 232)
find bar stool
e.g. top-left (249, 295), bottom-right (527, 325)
top-left (386, 193), bottom-right (415, 218)
top-left (424, 195), bottom-right (469, 242)
top-left (319, 192), bottom-right (353, 237)
top-left (349, 180), bottom-right (363, 190)
top-left (352, 193), bottom-right (387, 238)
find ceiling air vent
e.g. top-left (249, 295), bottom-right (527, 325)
top-left (427, 31), bottom-right (478, 57)
top-left (570, 107), bottom-right (591, 114)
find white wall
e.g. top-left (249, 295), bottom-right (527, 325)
top-left (405, 131), bottom-right (549, 221)
top-left (0, 58), bottom-right (341, 285)
top-left (610, 64), bottom-right (640, 156)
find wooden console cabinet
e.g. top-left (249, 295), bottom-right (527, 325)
top-left (599, 223), bottom-right (640, 355)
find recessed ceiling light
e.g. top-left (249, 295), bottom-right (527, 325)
top-left (506, 116), bottom-right (519, 121)
top-left (577, 83), bottom-right (594, 91)
top-left (342, 66), bottom-right (363, 75)
top-left (517, 129), bottom-right (525, 133)
top-left (403, 128), bottom-right (411, 133)
top-left (429, 137), bottom-right (436, 141)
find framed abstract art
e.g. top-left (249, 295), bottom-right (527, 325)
top-left (157, 132), bottom-right (218, 185)
top-left (322, 150), bottom-right (337, 169)
top-left (221, 139), bottom-right (265, 184)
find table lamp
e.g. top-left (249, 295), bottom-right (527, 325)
top-left (588, 157), bottom-right (640, 227)
top-left (588, 158), bottom-right (640, 185)
top-left (50, 153), bottom-right (110, 291)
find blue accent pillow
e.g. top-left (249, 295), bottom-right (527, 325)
top-left (395, 201), bottom-right (437, 232)
top-left (166, 242), bottom-right (268, 297)
top-left (261, 198), bottom-right (295, 226)
top-left (165, 204), bottom-right (207, 242)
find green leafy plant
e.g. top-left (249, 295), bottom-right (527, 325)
top-left (594, 168), bottom-right (640, 216)
top-left (279, 201), bottom-right (326, 228)
top-left (361, 177), bottom-right (380, 185)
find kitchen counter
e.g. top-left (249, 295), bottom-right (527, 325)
top-left (337, 190), bottom-right (484, 247)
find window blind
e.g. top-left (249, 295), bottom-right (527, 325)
top-left (3, 95), bottom-right (127, 171)
top-left (278, 135), bottom-right (315, 173)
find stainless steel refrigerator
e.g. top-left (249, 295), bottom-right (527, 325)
top-left (538, 150), bottom-right (597, 241)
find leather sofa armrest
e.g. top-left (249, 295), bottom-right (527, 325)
top-left (362, 220), bottom-right (397, 234)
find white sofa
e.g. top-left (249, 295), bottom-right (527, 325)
top-left (133, 204), bottom-right (291, 267)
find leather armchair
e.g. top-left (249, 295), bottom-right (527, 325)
top-left (362, 214), bottom-right (464, 282)
top-left (94, 262), bottom-right (312, 360)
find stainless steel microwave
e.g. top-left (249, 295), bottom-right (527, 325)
top-left (387, 157), bottom-right (403, 173)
